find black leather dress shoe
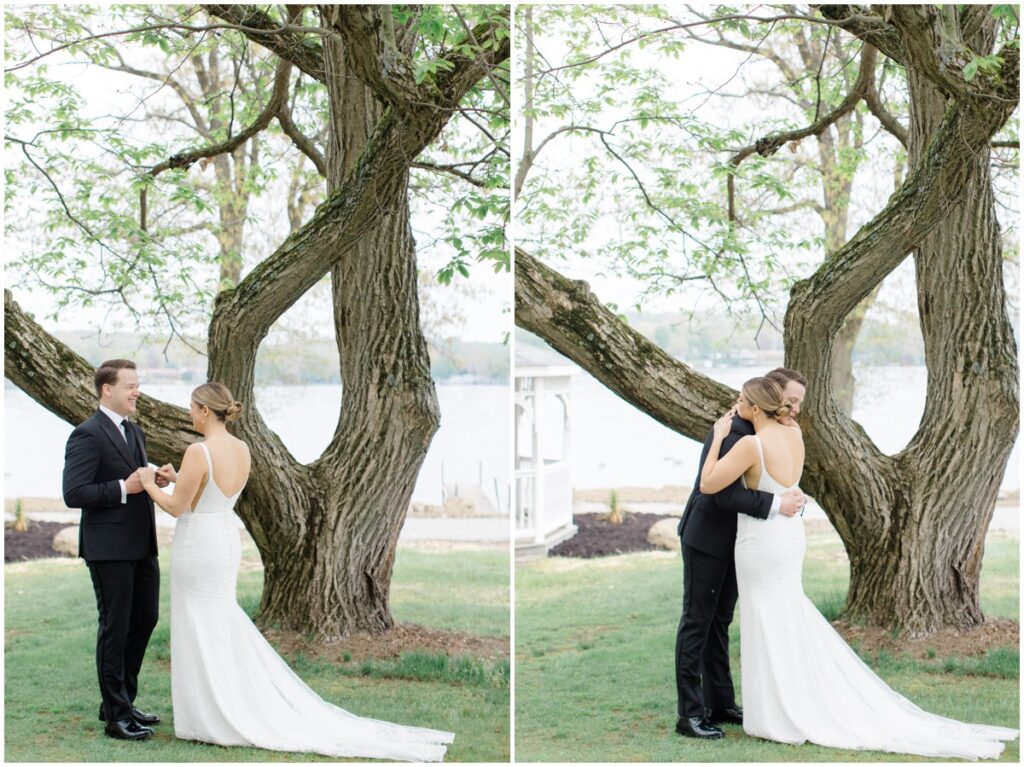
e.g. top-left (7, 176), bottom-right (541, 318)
top-left (99, 706), bottom-right (161, 725)
top-left (128, 707), bottom-right (161, 725)
top-left (104, 718), bottom-right (153, 740)
top-left (708, 706), bottom-right (744, 726)
top-left (675, 716), bottom-right (724, 739)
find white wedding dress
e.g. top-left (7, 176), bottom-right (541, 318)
top-left (170, 442), bottom-right (455, 761)
top-left (735, 435), bottom-right (1017, 760)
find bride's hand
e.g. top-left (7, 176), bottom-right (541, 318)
top-left (778, 414), bottom-right (801, 431)
top-left (156, 463), bottom-right (177, 484)
top-left (712, 410), bottom-right (734, 441)
top-left (137, 465), bottom-right (156, 488)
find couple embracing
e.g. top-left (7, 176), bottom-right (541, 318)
top-left (674, 367), bottom-right (1016, 760)
top-left (62, 359), bottom-right (453, 761)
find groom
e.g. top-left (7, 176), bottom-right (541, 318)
top-left (62, 359), bottom-right (164, 741)
top-left (674, 367), bottom-right (807, 739)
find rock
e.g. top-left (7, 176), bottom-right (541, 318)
top-left (442, 496), bottom-right (475, 517)
top-left (647, 518), bottom-right (681, 551)
top-left (52, 526), bottom-right (79, 557)
top-left (408, 502), bottom-right (444, 517)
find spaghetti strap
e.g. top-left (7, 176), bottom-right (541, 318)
top-left (197, 441), bottom-right (214, 481)
top-left (751, 434), bottom-right (766, 475)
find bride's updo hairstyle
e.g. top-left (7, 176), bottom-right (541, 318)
top-left (192, 382), bottom-right (243, 423)
top-left (742, 377), bottom-right (793, 421)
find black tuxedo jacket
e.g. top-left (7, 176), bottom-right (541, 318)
top-left (677, 416), bottom-right (773, 560)
top-left (62, 410), bottom-right (158, 561)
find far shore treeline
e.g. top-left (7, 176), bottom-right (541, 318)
top-left (42, 330), bottom-right (509, 386)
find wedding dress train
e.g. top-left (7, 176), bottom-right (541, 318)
top-left (735, 435), bottom-right (1017, 760)
top-left (170, 442), bottom-right (454, 761)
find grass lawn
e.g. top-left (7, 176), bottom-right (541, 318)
top-left (5, 540), bottom-right (509, 762)
top-left (515, 525), bottom-right (1019, 762)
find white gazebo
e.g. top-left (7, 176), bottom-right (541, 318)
top-left (515, 344), bottom-right (580, 557)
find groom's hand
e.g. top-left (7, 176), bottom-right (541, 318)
top-left (779, 489), bottom-right (805, 517)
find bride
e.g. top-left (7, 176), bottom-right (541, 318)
top-left (138, 382), bottom-right (454, 762)
top-left (698, 376), bottom-right (1017, 760)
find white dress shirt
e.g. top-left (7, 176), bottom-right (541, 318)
top-left (99, 405), bottom-right (130, 504)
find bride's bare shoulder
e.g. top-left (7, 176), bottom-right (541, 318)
top-left (232, 437), bottom-right (252, 463)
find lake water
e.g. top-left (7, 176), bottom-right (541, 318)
top-left (4, 382), bottom-right (511, 506)
top-left (568, 365), bottom-right (1019, 491)
top-left (5, 366), bottom-right (1018, 507)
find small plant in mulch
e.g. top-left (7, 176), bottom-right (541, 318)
top-left (603, 489), bottom-right (626, 525)
top-left (11, 498), bottom-right (28, 532)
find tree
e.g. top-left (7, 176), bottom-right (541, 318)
top-left (677, 8), bottom-right (907, 413)
top-left (5, 4), bottom-right (510, 638)
top-left (515, 5), bottom-right (1019, 634)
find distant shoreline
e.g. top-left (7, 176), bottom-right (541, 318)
top-left (573, 485), bottom-right (1021, 507)
top-left (4, 376), bottom-right (509, 389)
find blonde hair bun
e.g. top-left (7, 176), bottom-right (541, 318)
top-left (774, 402), bottom-right (794, 419)
top-left (192, 382), bottom-right (243, 423)
top-left (225, 401), bottom-right (243, 422)
top-left (741, 377), bottom-right (791, 421)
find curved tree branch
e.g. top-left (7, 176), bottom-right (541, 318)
top-left (202, 4), bottom-right (327, 82)
top-left (726, 44), bottom-right (878, 221)
top-left (277, 100), bottom-right (327, 176)
top-left (863, 76), bottom-right (909, 147)
top-left (514, 248), bottom-right (741, 444)
top-left (140, 57), bottom-right (292, 230)
top-left (411, 160), bottom-right (485, 187)
top-left (816, 5), bottom-right (908, 65)
top-left (206, 14), bottom-right (510, 394)
top-left (515, 124), bottom-right (596, 198)
top-left (788, 95), bottom-right (1018, 352)
top-left (452, 4), bottom-right (511, 108)
top-left (4, 289), bottom-right (197, 465)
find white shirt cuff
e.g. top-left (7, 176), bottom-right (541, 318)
top-left (768, 494), bottom-right (781, 519)
top-left (119, 479), bottom-right (127, 504)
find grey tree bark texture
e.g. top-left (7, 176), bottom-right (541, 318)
top-left (5, 5), bottom-right (510, 638)
top-left (516, 6), bottom-right (1018, 635)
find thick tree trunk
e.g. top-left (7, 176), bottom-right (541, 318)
top-left (197, 5), bottom-right (500, 638)
top-left (786, 12), bottom-right (1018, 633)
top-left (238, 14), bottom-right (440, 634)
top-left (833, 30), bottom-right (1017, 631)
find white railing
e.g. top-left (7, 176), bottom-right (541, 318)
top-left (516, 459), bottom-right (572, 544)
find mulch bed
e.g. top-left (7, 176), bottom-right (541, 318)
top-left (5, 521), bottom-right (73, 562)
top-left (549, 512), bottom-right (676, 558)
top-left (264, 623), bottom-right (509, 664)
top-left (833, 617), bottom-right (1019, 659)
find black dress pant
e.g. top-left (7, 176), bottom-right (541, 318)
top-left (675, 543), bottom-right (738, 719)
top-left (87, 555), bottom-right (159, 721)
